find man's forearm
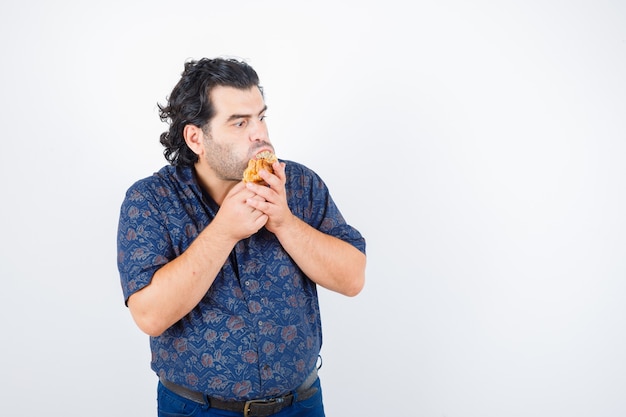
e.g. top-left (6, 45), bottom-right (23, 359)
top-left (274, 215), bottom-right (366, 296)
top-left (127, 221), bottom-right (238, 337)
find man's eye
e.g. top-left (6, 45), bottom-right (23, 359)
top-left (235, 120), bottom-right (246, 127)
top-left (260, 115), bottom-right (267, 122)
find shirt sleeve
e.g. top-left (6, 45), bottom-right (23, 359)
top-left (287, 162), bottom-right (366, 255)
top-left (116, 180), bottom-right (172, 305)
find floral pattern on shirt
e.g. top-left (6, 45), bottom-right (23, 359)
top-left (117, 161), bottom-right (365, 400)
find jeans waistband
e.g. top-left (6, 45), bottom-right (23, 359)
top-left (160, 367), bottom-right (319, 416)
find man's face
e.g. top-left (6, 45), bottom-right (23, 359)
top-left (201, 86), bottom-right (273, 181)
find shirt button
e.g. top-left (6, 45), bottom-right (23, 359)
top-left (258, 321), bottom-right (263, 327)
top-left (245, 281), bottom-right (250, 286)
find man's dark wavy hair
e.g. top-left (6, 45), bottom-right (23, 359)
top-left (158, 58), bottom-right (262, 167)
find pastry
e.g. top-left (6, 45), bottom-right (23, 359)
top-left (242, 151), bottom-right (278, 184)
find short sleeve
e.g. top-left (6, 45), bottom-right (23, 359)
top-left (285, 162), bottom-right (366, 255)
top-left (116, 182), bottom-right (172, 304)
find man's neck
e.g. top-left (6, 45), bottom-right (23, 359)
top-left (193, 163), bottom-right (237, 206)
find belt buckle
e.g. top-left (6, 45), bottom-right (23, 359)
top-left (243, 398), bottom-right (273, 417)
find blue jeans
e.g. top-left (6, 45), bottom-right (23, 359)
top-left (157, 377), bottom-right (326, 417)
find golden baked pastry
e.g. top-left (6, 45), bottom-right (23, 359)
top-left (242, 151), bottom-right (278, 184)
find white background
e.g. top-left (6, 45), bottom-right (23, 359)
top-left (1, 1), bottom-right (625, 416)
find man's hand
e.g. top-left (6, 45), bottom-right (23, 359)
top-left (127, 182), bottom-right (270, 337)
top-left (215, 182), bottom-right (269, 241)
top-left (244, 161), bottom-right (365, 297)
top-left (244, 161), bottom-right (295, 234)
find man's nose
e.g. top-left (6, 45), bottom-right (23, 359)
top-left (249, 120), bottom-right (268, 142)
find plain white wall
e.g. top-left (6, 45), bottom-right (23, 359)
top-left (1, 1), bottom-right (625, 416)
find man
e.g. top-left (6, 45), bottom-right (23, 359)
top-left (117, 57), bottom-right (366, 417)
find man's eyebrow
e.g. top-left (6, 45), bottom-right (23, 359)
top-left (226, 105), bottom-right (268, 122)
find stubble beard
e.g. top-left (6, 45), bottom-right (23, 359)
top-left (202, 132), bottom-right (247, 182)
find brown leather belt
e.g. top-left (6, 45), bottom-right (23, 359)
top-left (160, 368), bottom-right (318, 417)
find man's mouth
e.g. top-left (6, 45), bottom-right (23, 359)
top-left (252, 146), bottom-right (275, 159)
top-left (255, 150), bottom-right (275, 159)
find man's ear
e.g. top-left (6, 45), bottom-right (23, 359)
top-left (183, 124), bottom-right (204, 156)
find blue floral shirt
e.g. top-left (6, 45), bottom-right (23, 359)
top-left (117, 161), bottom-right (366, 400)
